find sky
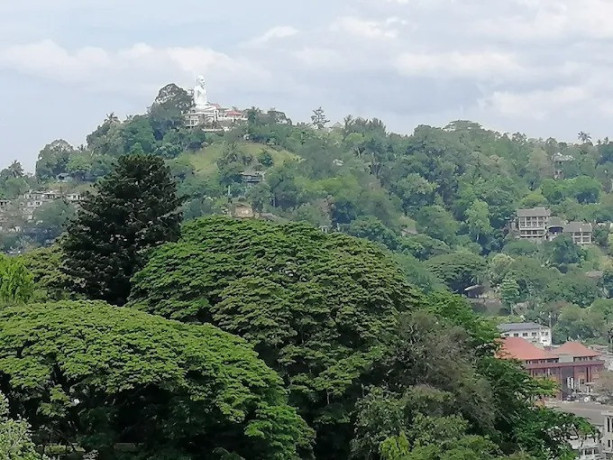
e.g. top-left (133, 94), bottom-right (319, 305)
top-left (1, 0), bottom-right (613, 171)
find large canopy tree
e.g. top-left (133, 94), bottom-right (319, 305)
top-left (0, 301), bottom-right (312, 459)
top-left (129, 216), bottom-right (421, 458)
top-left (61, 153), bottom-right (182, 305)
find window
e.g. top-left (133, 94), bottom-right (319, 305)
top-left (513, 333), bottom-right (519, 337)
top-left (522, 332), bottom-right (528, 337)
top-left (532, 332), bottom-right (538, 336)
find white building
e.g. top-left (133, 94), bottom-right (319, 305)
top-left (570, 436), bottom-right (600, 460)
top-left (498, 322), bottom-right (552, 347)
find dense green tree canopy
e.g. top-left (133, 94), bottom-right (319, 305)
top-left (425, 252), bottom-right (487, 294)
top-left (129, 216), bottom-right (419, 458)
top-left (0, 301), bottom-right (312, 459)
top-left (61, 154), bottom-right (182, 305)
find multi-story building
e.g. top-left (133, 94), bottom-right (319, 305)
top-left (498, 338), bottom-right (605, 399)
top-left (564, 222), bottom-right (593, 246)
top-left (547, 400), bottom-right (613, 459)
top-left (515, 207), bottom-right (551, 242)
top-left (499, 322), bottom-right (552, 347)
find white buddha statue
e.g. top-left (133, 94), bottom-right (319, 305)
top-left (193, 75), bottom-right (210, 111)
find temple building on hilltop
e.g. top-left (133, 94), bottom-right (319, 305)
top-left (185, 76), bottom-right (247, 129)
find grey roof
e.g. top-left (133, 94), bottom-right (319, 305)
top-left (498, 322), bottom-right (547, 332)
top-left (546, 401), bottom-right (613, 427)
top-left (516, 207), bottom-right (551, 218)
top-left (548, 216), bottom-right (565, 228)
top-left (563, 222), bottom-right (593, 234)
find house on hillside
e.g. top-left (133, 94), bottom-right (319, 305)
top-left (240, 170), bottom-right (265, 186)
top-left (513, 207), bottom-right (593, 246)
top-left (553, 152), bottom-right (574, 180)
top-left (564, 222), bottom-right (593, 246)
top-left (515, 207), bottom-right (551, 242)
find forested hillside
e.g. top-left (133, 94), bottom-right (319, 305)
top-left (9, 83), bottom-right (613, 345)
top-left (0, 83), bottom-right (608, 458)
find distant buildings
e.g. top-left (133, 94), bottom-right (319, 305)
top-left (564, 221), bottom-right (594, 246)
top-left (499, 322), bottom-right (552, 347)
top-left (498, 337), bottom-right (605, 399)
top-left (513, 207), bottom-right (593, 245)
top-left (515, 207), bottom-right (551, 241)
top-left (547, 400), bottom-right (613, 459)
top-left (553, 152), bottom-right (575, 180)
top-left (0, 190), bottom-right (82, 225)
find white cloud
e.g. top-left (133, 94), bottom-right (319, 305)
top-left (480, 86), bottom-right (590, 120)
top-left (245, 26), bottom-right (299, 47)
top-left (475, 0), bottom-right (613, 42)
top-left (0, 40), bottom-right (268, 92)
top-left (395, 51), bottom-right (525, 80)
top-left (331, 16), bottom-right (405, 40)
top-left (293, 47), bottom-right (343, 68)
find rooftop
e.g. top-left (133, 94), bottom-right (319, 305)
top-left (552, 342), bottom-right (600, 358)
top-left (548, 216), bottom-right (565, 228)
top-left (564, 221), bottom-right (593, 234)
top-left (498, 337), bottom-right (556, 361)
top-left (546, 400), bottom-right (613, 427)
top-left (517, 207), bottom-right (551, 218)
top-left (498, 322), bottom-right (547, 332)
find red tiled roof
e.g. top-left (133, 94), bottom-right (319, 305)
top-left (552, 342), bottom-right (600, 358)
top-left (497, 337), bottom-right (556, 361)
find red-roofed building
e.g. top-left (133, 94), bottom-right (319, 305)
top-left (553, 342), bottom-right (600, 360)
top-left (498, 337), bottom-right (605, 398)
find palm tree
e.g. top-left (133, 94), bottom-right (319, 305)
top-left (578, 131), bottom-right (592, 144)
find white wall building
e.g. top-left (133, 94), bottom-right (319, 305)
top-left (498, 322), bottom-right (552, 347)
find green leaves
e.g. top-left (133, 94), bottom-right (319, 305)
top-left (61, 153), bottom-right (183, 305)
top-left (0, 301), bottom-right (312, 459)
top-left (130, 216), bottom-right (419, 457)
top-left (0, 392), bottom-right (44, 460)
top-left (0, 255), bottom-right (34, 305)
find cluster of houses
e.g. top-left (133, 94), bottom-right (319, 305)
top-left (514, 207), bottom-right (593, 246)
top-left (0, 190), bottom-right (82, 231)
top-left (497, 322), bottom-right (613, 459)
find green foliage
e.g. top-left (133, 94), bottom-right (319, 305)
top-left (398, 234), bottom-right (451, 261)
top-left (347, 216), bottom-right (399, 250)
top-left (20, 246), bottom-right (70, 301)
top-left (415, 206), bottom-right (458, 246)
top-left (545, 273), bottom-right (601, 307)
top-left (32, 199), bottom-right (76, 241)
top-left (0, 301), bottom-right (312, 459)
top-left (425, 252), bottom-right (487, 294)
top-left (500, 277), bottom-right (520, 310)
top-left (465, 199), bottom-right (493, 242)
top-left (35, 140), bottom-right (74, 181)
top-left (149, 83), bottom-right (193, 141)
top-left (545, 234), bottom-right (585, 269)
top-left (0, 256), bottom-right (34, 304)
top-left (0, 392), bottom-right (44, 459)
top-left (61, 154), bottom-right (183, 305)
top-left (258, 150), bottom-right (275, 167)
top-left (129, 216), bottom-right (418, 458)
top-left (393, 254), bottom-right (446, 294)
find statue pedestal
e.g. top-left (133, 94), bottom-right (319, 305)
top-left (185, 105), bottom-right (219, 128)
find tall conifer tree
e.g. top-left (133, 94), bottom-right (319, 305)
top-left (62, 154), bottom-right (182, 305)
